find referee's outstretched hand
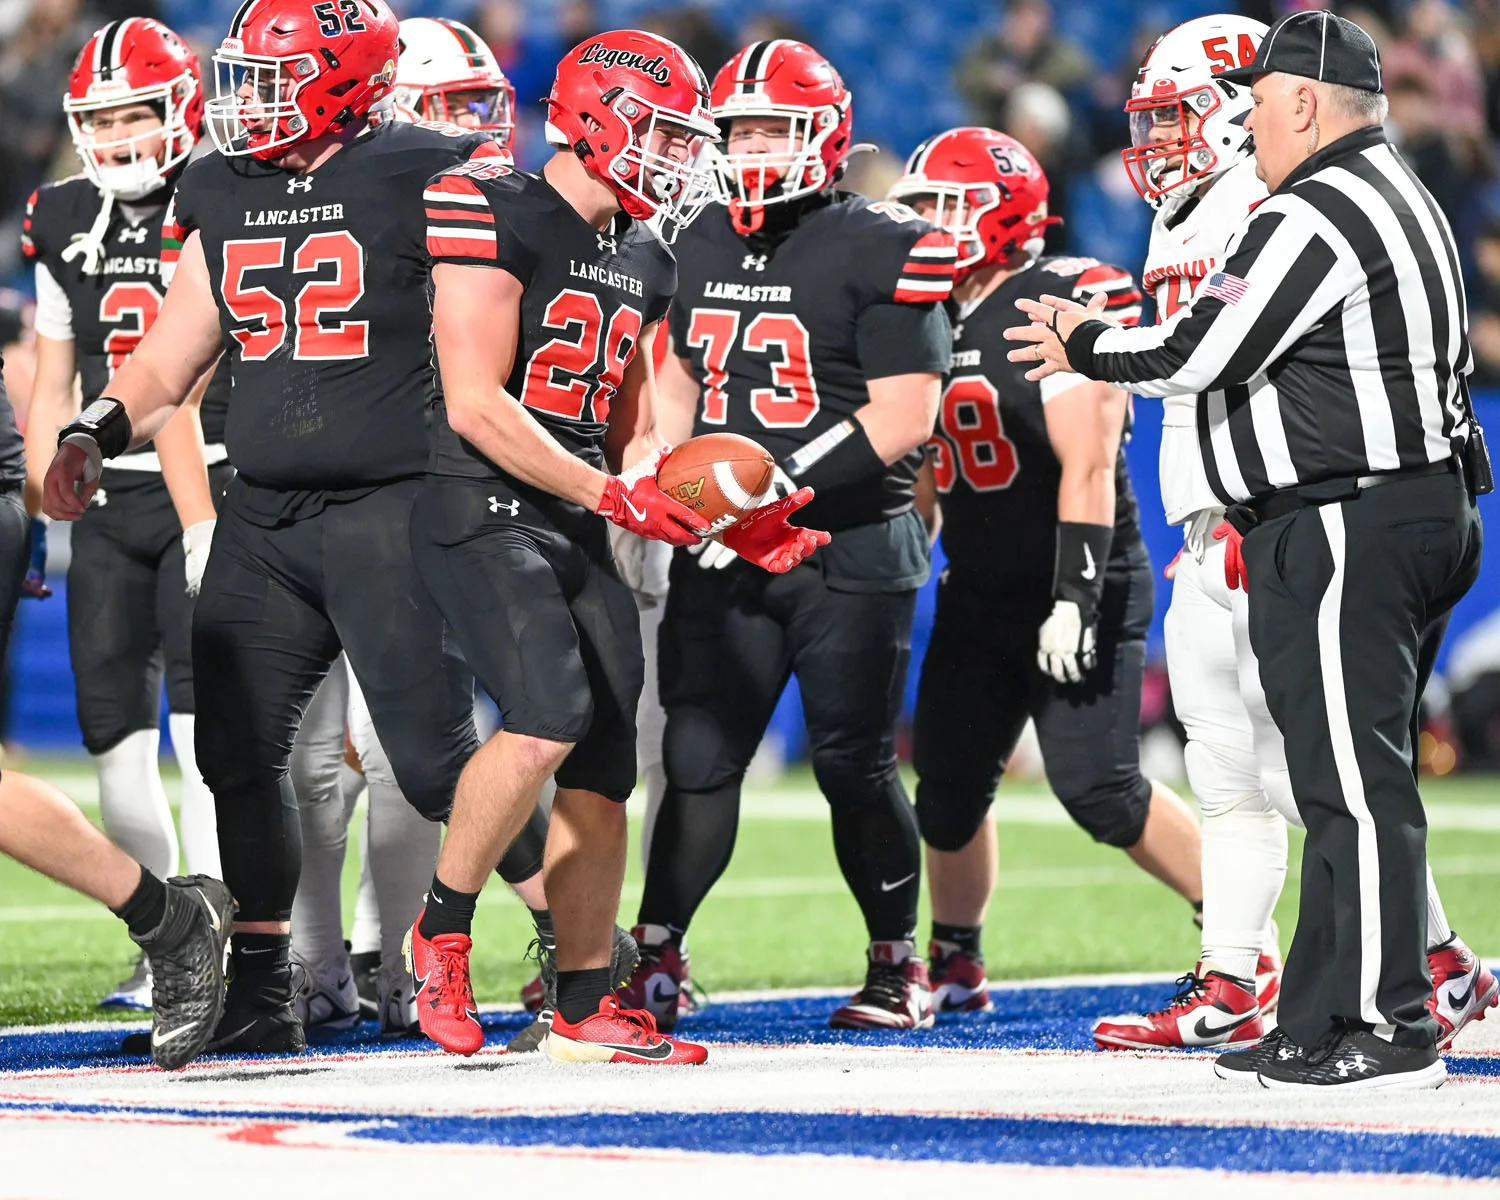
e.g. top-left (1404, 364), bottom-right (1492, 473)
top-left (1003, 291), bottom-right (1111, 382)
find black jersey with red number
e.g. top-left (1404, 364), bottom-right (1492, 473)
top-left (666, 193), bottom-right (955, 535)
top-left (22, 175), bottom-right (230, 454)
top-left (932, 255), bottom-right (1145, 604)
top-left (423, 160), bottom-right (676, 483)
top-left (164, 120), bottom-right (493, 513)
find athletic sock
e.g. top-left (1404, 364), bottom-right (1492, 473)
top-left (930, 922), bottom-right (983, 960)
top-left (111, 866), bottom-right (169, 940)
top-left (1425, 863), bottom-right (1452, 951)
top-left (1199, 806), bottom-right (1286, 984)
top-left (555, 966), bottom-right (613, 1024)
top-left (231, 931), bottom-right (292, 978)
top-left (529, 907), bottom-right (556, 953)
top-left (418, 875), bottom-right (479, 939)
top-left (95, 728), bottom-right (178, 880)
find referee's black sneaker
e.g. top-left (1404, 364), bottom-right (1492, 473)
top-left (129, 876), bottom-right (235, 1070)
top-left (1213, 1026), bottom-right (1300, 1083)
top-left (1257, 1027), bottom-right (1446, 1091)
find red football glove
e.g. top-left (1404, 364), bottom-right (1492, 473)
top-left (597, 473), bottom-right (708, 547)
top-left (1213, 520), bottom-right (1248, 591)
top-left (1162, 546), bottom-right (1184, 581)
top-left (720, 486), bottom-right (831, 574)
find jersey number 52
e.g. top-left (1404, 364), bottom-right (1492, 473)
top-left (221, 233), bottom-right (368, 362)
top-left (928, 375), bottom-right (1018, 492)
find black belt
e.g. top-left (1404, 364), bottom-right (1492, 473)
top-left (1228, 458), bottom-right (1460, 533)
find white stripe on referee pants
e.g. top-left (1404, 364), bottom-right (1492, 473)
top-left (1315, 503), bottom-right (1395, 1039)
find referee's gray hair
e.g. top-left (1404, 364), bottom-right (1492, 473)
top-left (1278, 73), bottom-right (1389, 125)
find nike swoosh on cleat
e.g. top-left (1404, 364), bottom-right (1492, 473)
top-left (152, 1024), bottom-right (198, 1049)
top-left (194, 889), bottom-right (223, 934)
top-left (1449, 973), bottom-right (1479, 1010)
top-left (1193, 1010), bottom-right (1255, 1040)
top-left (596, 1038), bottom-right (674, 1061)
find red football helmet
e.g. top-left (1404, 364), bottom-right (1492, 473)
top-left (710, 40), bottom-right (854, 234)
top-left (207, 0), bottom-right (400, 160)
top-left (888, 128), bottom-right (1060, 281)
top-left (64, 19), bottom-right (202, 200)
top-left (545, 30), bottom-right (720, 242)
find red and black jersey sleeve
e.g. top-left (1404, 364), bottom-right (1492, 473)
top-left (1067, 260), bottom-right (1143, 327)
top-left (20, 189), bottom-right (40, 263)
top-left (893, 228), bottom-right (959, 304)
top-left (424, 162), bottom-right (538, 284)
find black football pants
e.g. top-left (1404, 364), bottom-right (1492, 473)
top-left (638, 549), bottom-right (922, 944)
top-left (1243, 467), bottom-right (1482, 1051)
top-left (194, 479), bottom-right (479, 923)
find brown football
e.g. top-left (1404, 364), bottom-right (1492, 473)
top-left (657, 433), bottom-right (776, 534)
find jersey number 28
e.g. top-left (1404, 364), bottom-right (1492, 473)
top-left (928, 375), bottom-right (1018, 492)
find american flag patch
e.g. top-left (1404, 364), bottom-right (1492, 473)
top-left (1200, 272), bottom-right (1249, 306)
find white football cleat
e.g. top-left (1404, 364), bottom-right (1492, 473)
top-left (99, 953), bottom-right (153, 1011)
top-left (291, 953), bottom-right (360, 1031)
top-left (1429, 937), bottom-right (1499, 1051)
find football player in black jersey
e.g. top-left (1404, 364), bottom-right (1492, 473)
top-left (20, 18), bottom-right (230, 1012)
top-left (41, 0), bottom-right (533, 1063)
top-left (886, 129), bottom-right (1203, 1012)
top-left (406, 30), bottom-right (823, 1065)
top-left (617, 39), bottom-right (957, 1031)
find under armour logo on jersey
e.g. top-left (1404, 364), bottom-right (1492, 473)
top-left (1334, 1054), bottom-right (1375, 1078)
top-left (90, 487), bottom-right (108, 509)
top-left (597, 231), bottom-right (617, 255)
top-left (742, 253), bottom-right (767, 272)
top-left (488, 496), bottom-right (519, 516)
top-left (117, 226), bottom-right (148, 244)
top-left (287, 177), bottom-right (314, 194)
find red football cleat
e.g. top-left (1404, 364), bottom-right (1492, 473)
top-left (1255, 949), bottom-right (1283, 1015)
top-left (615, 929), bottom-right (693, 1033)
top-left (1429, 937), bottom-right (1499, 1051)
top-left (545, 994), bottom-right (707, 1065)
top-left (829, 949), bottom-right (934, 1030)
top-left (404, 913), bottom-right (484, 1056)
top-left (1093, 968), bottom-right (1263, 1050)
top-left (928, 942), bottom-right (993, 1014)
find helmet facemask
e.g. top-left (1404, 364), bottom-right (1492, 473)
top-left (1122, 84), bottom-right (1224, 206)
top-left (713, 100), bottom-right (842, 225)
top-left (888, 179), bottom-right (1003, 279)
top-left (395, 81), bottom-right (513, 143)
top-left (207, 43), bottom-right (324, 158)
top-left (596, 89), bottom-right (722, 243)
top-left (65, 80), bottom-right (195, 200)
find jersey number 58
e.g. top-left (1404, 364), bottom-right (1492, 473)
top-left (928, 375), bottom-right (1018, 492)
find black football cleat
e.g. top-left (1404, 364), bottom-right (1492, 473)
top-left (509, 926), bottom-right (640, 1053)
top-left (205, 965), bottom-right (307, 1055)
top-left (1257, 1027), bottom-right (1446, 1091)
top-left (131, 875), bottom-right (235, 1070)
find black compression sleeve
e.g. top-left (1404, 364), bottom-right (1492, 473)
top-left (1053, 520), bottom-right (1113, 614)
top-left (60, 397), bottom-right (132, 460)
top-left (783, 417), bottom-right (885, 492)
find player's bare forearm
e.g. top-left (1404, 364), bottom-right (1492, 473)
top-left (24, 336), bottom-right (79, 504)
top-left (1045, 379), bottom-right (1125, 527)
top-left (156, 364), bottom-right (217, 530)
top-left (447, 385), bottom-right (609, 510)
top-left (857, 373), bottom-right (942, 464)
top-left (655, 338), bottom-right (702, 446)
top-left (606, 321), bottom-right (662, 473)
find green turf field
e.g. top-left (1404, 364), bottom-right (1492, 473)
top-left (0, 756), bottom-right (1495, 1026)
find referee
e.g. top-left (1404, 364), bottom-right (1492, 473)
top-left (1007, 10), bottom-right (1490, 1090)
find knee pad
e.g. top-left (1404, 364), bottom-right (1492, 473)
top-left (662, 709), bottom-right (751, 795)
top-left (555, 728), bottom-right (637, 802)
top-left (1183, 740), bottom-right (1265, 821)
top-left (915, 776), bottom-right (993, 853)
top-left (1058, 774), bottom-right (1152, 848)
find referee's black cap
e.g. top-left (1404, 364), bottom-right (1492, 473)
top-left (1222, 10), bottom-right (1383, 93)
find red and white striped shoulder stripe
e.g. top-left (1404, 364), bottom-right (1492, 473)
top-left (424, 172), bottom-right (496, 261)
top-left (894, 230), bottom-right (957, 304)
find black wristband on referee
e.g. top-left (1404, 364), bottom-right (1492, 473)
top-left (59, 397), bottom-right (132, 461)
top-left (1052, 521), bottom-right (1113, 614)
top-left (1063, 319), bottom-right (1111, 377)
top-left (782, 418), bottom-right (884, 493)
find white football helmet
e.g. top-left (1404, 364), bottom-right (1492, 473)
top-left (395, 17), bottom-right (514, 147)
top-left (1122, 14), bottom-right (1268, 210)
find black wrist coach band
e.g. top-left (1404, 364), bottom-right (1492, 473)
top-left (782, 418), bottom-right (883, 493)
top-left (1052, 520), bottom-right (1113, 613)
top-left (59, 397), bottom-right (132, 461)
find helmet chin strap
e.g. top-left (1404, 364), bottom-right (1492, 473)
top-left (61, 191), bottom-right (116, 276)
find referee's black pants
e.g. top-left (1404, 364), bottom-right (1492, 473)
top-left (1243, 467), bottom-right (1481, 1051)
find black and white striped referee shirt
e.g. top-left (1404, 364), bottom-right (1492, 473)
top-left (1066, 125), bottom-right (1472, 505)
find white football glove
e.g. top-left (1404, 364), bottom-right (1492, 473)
top-left (608, 525), bottom-right (674, 604)
top-left (1037, 598), bottom-right (1096, 685)
top-left (692, 464), bottom-right (797, 572)
top-left (182, 518), bottom-right (216, 597)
